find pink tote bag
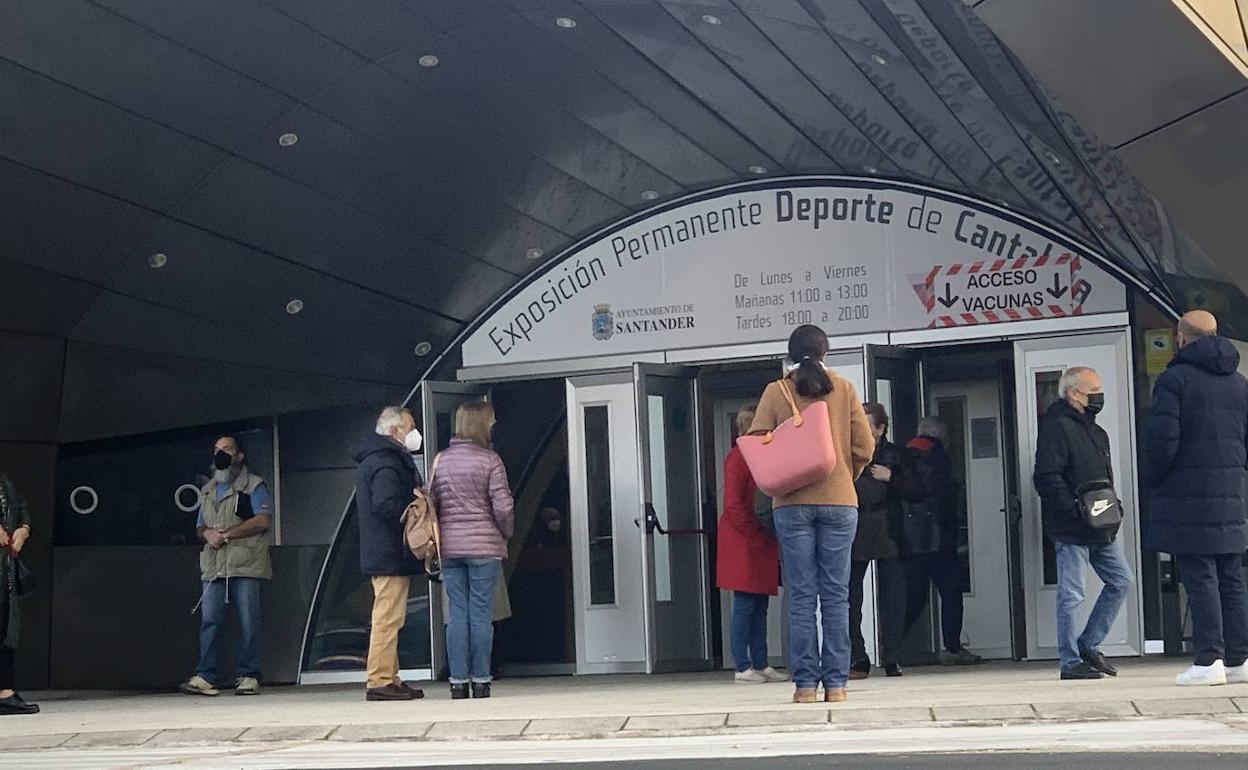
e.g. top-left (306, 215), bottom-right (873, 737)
top-left (736, 379), bottom-right (838, 497)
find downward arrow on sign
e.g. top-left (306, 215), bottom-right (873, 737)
top-left (938, 283), bottom-right (959, 308)
top-left (1047, 273), bottom-right (1069, 300)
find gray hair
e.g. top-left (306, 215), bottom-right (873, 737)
top-left (1058, 366), bottom-right (1097, 398)
top-left (374, 406), bottom-right (409, 436)
top-left (917, 416), bottom-right (946, 440)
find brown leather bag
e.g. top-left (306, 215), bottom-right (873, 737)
top-left (401, 456), bottom-right (441, 574)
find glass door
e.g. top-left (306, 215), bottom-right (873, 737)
top-left (1014, 332), bottom-right (1143, 660)
top-left (635, 363), bottom-right (712, 673)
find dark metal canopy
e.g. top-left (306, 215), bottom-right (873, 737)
top-left (2, 0), bottom-right (1241, 439)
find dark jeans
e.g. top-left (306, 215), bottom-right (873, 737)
top-left (197, 577), bottom-right (263, 684)
top-left (850, 557), bottom-right (906, 669)
top-left (730, 591), bottom-right (770, 672)
top-left (0, 648), bottom-right (13, 690)
top-left (903, 551), bottom-right (965, 654)
top-left (1177, 553), bottom-right (1248, 667)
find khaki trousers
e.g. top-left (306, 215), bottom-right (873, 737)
top-left (367, 575), bottom-right (410, 689)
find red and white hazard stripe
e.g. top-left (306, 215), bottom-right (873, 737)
top-left (921, 252), bottom-right (1082, 328)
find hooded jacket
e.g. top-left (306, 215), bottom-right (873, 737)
top-left (1033, 398), bottom-right (1118, 546)
top-left (1144, 336), bottom-right (1248, 555)
top-left (353, 432), bottom-right (425, 576)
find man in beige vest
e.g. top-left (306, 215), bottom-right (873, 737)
top-left (179, 436), bottom-right (272, 696)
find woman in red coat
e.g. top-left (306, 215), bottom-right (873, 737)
top-left (717, 407), bottom-right (787, 684)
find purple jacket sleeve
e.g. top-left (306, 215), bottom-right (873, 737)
top-left (489, 454), bottom-right (515, 539)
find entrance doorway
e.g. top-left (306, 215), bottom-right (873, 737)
top-left (566, 365), bottom-right (712, 674)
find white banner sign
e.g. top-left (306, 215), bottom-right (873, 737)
top-left (462, 181), bottom-right (1126, 368)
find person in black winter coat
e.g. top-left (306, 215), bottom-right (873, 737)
top-left (1034, 366), bottom-right (1133, 681)
top-left (352, 406), bottom-right (427, 702)
top-left (1145, 311), bottom-right (1248, 686)
top-left (898, 417), bottom-right (982, 666)
top-left (848, 403), bottom-right (907, 679)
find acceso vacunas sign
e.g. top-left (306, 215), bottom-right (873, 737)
top-left (461, 182), bottom-right (1126, 369)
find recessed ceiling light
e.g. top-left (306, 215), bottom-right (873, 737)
top-left (278, 132), bottom-right (298, 147)
top-left (702, 14), bottom-right (722, 25)
top-left (748, 165), bottom-right (768, 175)
top-left (556, 17), bottom-right (577, 28)
top-left (414, 341), bottom-right (433, 357)
top-left (285, 299), bottom-right (304, 315)
top-left (1045, 151), bottom-right (1063, 166)
top-left (526, 247), bottom-right (545, 261)
top-left (641, 190), bottom-right (660, 201)
top-left (148, 252), bottom-right (168, 269)
top-left (997, 199), bottom-right (1011, 209)
top-left (862, 165), bottom-right (879, 175)
top-left (418, 54), bottom-right (440, 68)
top-left (870, 54), bottom-right (888, 66)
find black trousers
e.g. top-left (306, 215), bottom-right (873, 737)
top-left (903, 551), bottom-right (965, 654)
top-left (1177, 553), bottom-right (1248, 667)
top-left (849, 557), bottom-right (906, 668)
top-left (0, 648), bottom-right (14, 690)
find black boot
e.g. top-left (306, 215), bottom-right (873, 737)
top-left (450, 683), bottom-right (470, 700)
top-left (471, 682), bottom-right (492, 699)
top-left (0, 693), bottom-right (39, 715)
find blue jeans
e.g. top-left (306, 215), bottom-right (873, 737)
top-left (1054, 539), bottom-right (1133, 671)
top-left (443, 558), bottom-right (502, 684)
top-left (731, 591), bottom-right (770, 672)
top-left (196, 577), bottom-right (262, 684)
top-left (774, 505), bottom-right (858, 690)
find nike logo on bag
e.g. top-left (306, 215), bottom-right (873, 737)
top-left (1090, 500), bottom-right (1112, 516)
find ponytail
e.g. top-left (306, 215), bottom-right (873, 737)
top-left (787, 324), bottom-right (832, 398)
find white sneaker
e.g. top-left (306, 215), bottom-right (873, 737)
top-left (234, 676), bottom-right (260, 695)
top-left (1225, 662), bottom-right (1248, 684)
top-left (734, 669), bottom-right (768, 684)
top-left (761, 667), bottom-right (790, 683)
top-left (1175, 660), bottom-right (1226, 686)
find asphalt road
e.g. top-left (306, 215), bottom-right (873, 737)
top-left (403, 756), bottom-right (1245, 770)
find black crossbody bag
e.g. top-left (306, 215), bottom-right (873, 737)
top-left (1076, 479), bottom-right (1122, 530)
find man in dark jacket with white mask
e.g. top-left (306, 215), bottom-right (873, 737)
top-left (1146, 311), bottom-right (1248, 686)
top-left (352, 406), bottom-right (427, 701)
top-left (1034, 366), bottom-right (1132, 681)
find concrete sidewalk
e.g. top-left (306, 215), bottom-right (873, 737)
top-left (3, 658), bottom-right (1247, 750)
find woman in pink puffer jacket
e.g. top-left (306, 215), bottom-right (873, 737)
top-left (429, 402), bottom-right (514, 700)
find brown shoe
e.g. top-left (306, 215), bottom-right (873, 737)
top-left (366, 683), bottom-right (415, 701)
top-left (825, 687), bottom-right (848, 703)
top-left (792, 688), bottom-right (819, 704)
top-left (848, 669), bottom-right (870, 681)
top-left (393, 680), bottom-right (426, 699)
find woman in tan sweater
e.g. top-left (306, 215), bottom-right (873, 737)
top-left (749, 325), bottom-right (874, 704)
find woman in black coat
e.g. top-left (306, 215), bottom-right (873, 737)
top-left (848, 403), bottom-right (907, 679)
top-left (0, 472), bottom-right (36, 715)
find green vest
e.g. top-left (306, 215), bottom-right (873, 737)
top-left (199, 469), bottom-right (272, 581)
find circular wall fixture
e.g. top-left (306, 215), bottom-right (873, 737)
top-left (526, 247), bottom-right (545, 261)
top-left (702, 14), bottom-right (722, 25)
top-left (555, 17), bottom-right (577, 28)
top-left (748, 165), bottom-right (768, 175)
top-left (148, 252), bottom-right (168, 269)
top-left (414, 341), bottom-right (433, 357)
top-left (174, 483), bottom-right (202, 513)
top-left (870, 54), bottom-right (888, 66)
top-left (418, 54), bottom-right (440, 67)
top-left (70, 486), bottom-right (99, 515)
top-left (278, 132), bottom-right (299, 147)
top-left (286, 299), bottom-right (305, 315)
top-left (641, 190), bottom-right (660, 201)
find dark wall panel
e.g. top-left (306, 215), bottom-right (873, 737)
top-left (279, 469), bottom-right (354, 547)
top-left (60, 342), bottom-right (400, 443)
top-left (0, 442), bottom-right (56, 690)
top-left (0, 332), bottom-right (64, 443)
top-left (50, 545), bottom-right (326, 689)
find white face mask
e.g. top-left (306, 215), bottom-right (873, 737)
top-left (403, 427), bottom-right (423, 454)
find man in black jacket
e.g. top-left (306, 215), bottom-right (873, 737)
top-left (352, 406), bottom-right (427, 701)
top-left (1034, 366), bottom-right (1133, 681)
top-left (1146, 311), bottom-right (1248, 686)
